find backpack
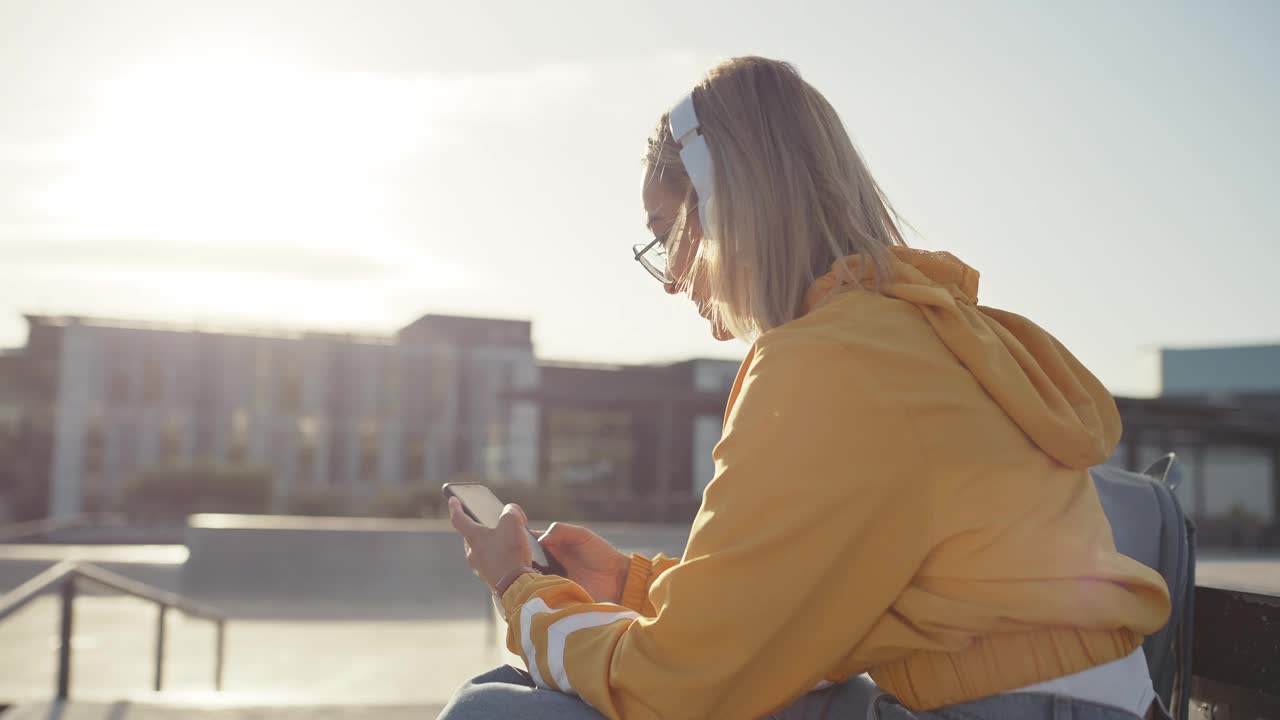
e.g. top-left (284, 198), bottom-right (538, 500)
top-left (1091, 455), bottom-right (1197, 720)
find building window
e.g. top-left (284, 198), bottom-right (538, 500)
top-left (298, 444), bottom-right (316, 485)
top-left (545, 410), bottom-right (633, 489)
top-left (141, 358), bottom-right (164, 404)
top-left (228, 409), bottom-right (249, 464)
top-left (359, 419), bottom-right (380, 483)
top-left (403, 434), bottom-right (426, 482)
top-left (159, 415), bottom-right (183, 461)
top-left (297, 416), bottom-right (318, 484)
top-left (253, 344), bottom-right (272, 411)
top-left (383, 361), bottom-right (400, 415)
top-left (279, 355), bottom-right (303, 414)
top-left (84, 417), bottom-right (107, 476)
top-left (108, 369), bottom-right (131, 404)
top-left (192, 418), bottom-right (215, 461)
top-left (428, 363), bottom-right (451, 406)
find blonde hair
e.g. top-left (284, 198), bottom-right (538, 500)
top-left (645, 56), bottom-right (907, 340)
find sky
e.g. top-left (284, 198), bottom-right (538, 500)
top-left (1, 0), bottom-right (1277, 397)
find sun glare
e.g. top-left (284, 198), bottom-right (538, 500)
top-left (39, 51), bottom-right (441, 257)
top-left (18, 52), bottom-right (468, 328)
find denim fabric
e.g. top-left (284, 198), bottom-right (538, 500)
top-left (437, 666), bottom-right (1172, 720)
top-left (437, 665), bottom-right (606, 720)
top-left (770, 674), bottom-right (1173, 720)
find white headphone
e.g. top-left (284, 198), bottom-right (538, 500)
top-left (669, 91), bottom-right (715, 234)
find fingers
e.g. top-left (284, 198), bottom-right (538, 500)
top-left (448, 497), bottom-right (485, 539)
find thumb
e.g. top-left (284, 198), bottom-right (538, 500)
top-left (537, 521), bottom-right (565, 546)
top-left (498, 503), bottom-right (528, 529)
top-left (538, 522), bottom-right (588, 547)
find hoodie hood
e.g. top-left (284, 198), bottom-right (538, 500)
top-left (805, 246), bottom-right (1121, 469)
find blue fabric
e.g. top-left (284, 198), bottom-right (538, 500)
top-left (1177, 516), bottom-right (1197, 718)
top-left (438, 666), bottom-right (1171, 719)
top-left (770, 675), bottom-right (1171, 719)
top-left (438, 665), bottom-right (605, 720)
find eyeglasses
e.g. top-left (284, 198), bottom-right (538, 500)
top-left (633, 233), bottom-right (674, 284)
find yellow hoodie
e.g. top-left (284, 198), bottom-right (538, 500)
top-left (500, 247), bottom-right (1171, 718)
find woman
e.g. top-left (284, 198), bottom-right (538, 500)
top-left (441, 56), bottom-right (1171, 720)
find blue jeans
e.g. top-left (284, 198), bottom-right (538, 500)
top-left (438, 665), bottom-right (1172, 719)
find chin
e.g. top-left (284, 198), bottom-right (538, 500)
top-left (711, 323), bottom-right (735, 342)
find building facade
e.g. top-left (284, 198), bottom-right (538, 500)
top-left (4, 316), bottom-right (1277, 532)
top-left (1109, 345), bottom-right (1280, 533)
top-left (0, 350), bottom-right (27, 522)
top-left (12, 314), bottom-right (539, 517)
top-left (518, 358), bottom-right (739, 521)
top-left (1162, 345), bottom-right (1280, 397)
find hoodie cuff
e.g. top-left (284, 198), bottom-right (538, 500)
top-left (500, 572), bottom-right (542, 617)
top-left (619, 553), bottom-right (653, 612)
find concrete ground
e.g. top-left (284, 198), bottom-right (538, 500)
top-left (1194, 550), bottom-right (1280, 594)
top-left (3, 557), bottom-right (1276, 706)
top-left (0, 520), bottom-right (683, 717)
top-left (1, 515), bottom-right (1275, 720)
top-left (0, 594), bottom-right (515, 714)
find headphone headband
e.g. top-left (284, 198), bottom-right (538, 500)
top-left (669, 91), bottom-right (714, 234)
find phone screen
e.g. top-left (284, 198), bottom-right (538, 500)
top-left (443, 483), bottom-right (555, 571)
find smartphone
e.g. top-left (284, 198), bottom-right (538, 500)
top-left (441, 482), bottom-right (565, 576)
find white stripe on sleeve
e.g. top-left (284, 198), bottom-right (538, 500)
top-left (519, 598), bottom-right (556, 690)
top-left (545, 610), bottom-right (640, 695)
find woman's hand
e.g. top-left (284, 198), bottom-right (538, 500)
top-left (536, 523), bottom-right (631, 604)
top-left (448, 497), bottom-right (534, 590)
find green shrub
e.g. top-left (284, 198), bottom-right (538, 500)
top-left (365, 482), bottom-right (447, 518)
top-left (286, 489), bottom-right (352, 517)
top-left (119, 462), bottom-right (272, 519)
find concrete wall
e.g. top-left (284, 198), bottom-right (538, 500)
top-left (183, 517), bottom-right (479, 618)
top-left (0, 544), bottom-right (186, 595)
top-left (181, 515), bottom-right (690, 619)
top-left (0, 514), bottom-right (692, 620)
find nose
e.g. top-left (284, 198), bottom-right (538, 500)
top-left (663, 281), bottom-right (679, 295)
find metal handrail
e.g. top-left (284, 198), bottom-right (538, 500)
top-left (0, 560), bottom-right (226, 700)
